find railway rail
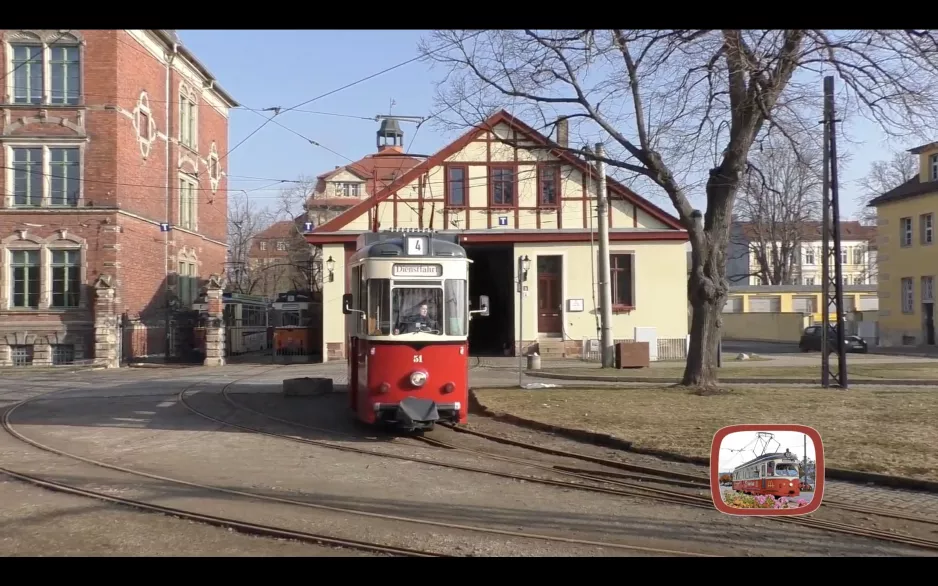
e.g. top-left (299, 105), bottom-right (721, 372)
top-left (0, 366), bottom-right (442, 558)
top-left (214, 386), bottom-right (938, 553)
top-left (440, 423), bottom-right (938, 527)
top-left (0, 368), bottom-right (710, 558)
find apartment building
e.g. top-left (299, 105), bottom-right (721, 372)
top-left (868, 141), bottom-right (938, 347)
top-left (727, 221), bottom-right (877, 286)
top-left (0, 29), bottom-right (237, 365)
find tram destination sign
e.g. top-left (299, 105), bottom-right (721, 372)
top-left (392, 263), bottom-right (443, 277)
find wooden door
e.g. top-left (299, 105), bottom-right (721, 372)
top-left (537, 256), bottom-right (562, 334)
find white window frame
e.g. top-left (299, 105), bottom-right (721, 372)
top-left (4, 142), bottom-right (84, 208)
top-left (1, 231), bottom-right (87, 311)
top-left (840, 248), bottom-right (848, 264)
top-left (177, 173), bottom-right (199, 231)
top-left (176, 259), bottom-right (199, 306)
top-left (4, 31), bottom-right (83, 106)
top-left (178, 82), bottom-right (199, 152)
top-left (901, 217), bottom-right (913, 247)
top-left (901, 277), bottom-right (915, 313)
top-left (259, 241), bottom-right (267, 251)
top-left (337, 182), bottom-right (361, 198)
top-left (804, 247), bottom-right (815, 265)
top-left (923, 276), bottom-right (935, 304)
top-left (276, 241), bottom-right (287, 251)
top-left (852, 247), bottom-right (864, 266)
top-left (922, 213), bottom-right (934, 245)
top-left (803, 277), bottom-right (815, 286)
top-left (931, 154), bottom-right (938, 181)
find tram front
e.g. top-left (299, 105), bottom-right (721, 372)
top-left (344, 231), bottom-right (489, 431)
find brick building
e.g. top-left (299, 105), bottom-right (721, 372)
top-left (239, 214), bottom-right (316, 300)
top-left (0, 29), bottom-right (237, 366)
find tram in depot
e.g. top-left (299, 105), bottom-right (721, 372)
top-left (193, 292), bottom-right (270, 356)
top-left (731, 450), bottom-right (803, 497)
top-left (270, 290), bottom-right (318, 359)
top-left (342, 229), bottom-right (490, 432)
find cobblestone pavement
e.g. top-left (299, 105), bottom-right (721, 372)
top-left (2, 361), bottom-right (936, 533)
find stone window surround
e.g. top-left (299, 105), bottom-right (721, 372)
top-left (3, 141), bottom-right (86, 209)
top-left (0, 229), bottom-right (89, 311)
top-left (178, 80), bottom-right (199, 152)
top-left (0, 330), bottom-right (88, 367)
top-left (133, 90), bottom-right (158, 159)
top-left (207, 141), bottom-right (220, 193)
top-left (2, 30), bottom-right (85, 106)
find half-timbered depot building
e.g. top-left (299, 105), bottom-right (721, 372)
top-left (306, 110), bottom-right (690, 362)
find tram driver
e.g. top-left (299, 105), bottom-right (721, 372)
top-left (394, 302), bottom-right (440, 335)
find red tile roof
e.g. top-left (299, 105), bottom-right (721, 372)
top-left (309, 145), bottom-right (423, 206)
top-left (735, 220), bottom-right (876, 241)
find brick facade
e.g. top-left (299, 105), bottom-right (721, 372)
top-left (0, 29), bottom-right (237, 366)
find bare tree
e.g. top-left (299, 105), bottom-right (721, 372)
top-left (226, 190), bottom-right (272, 294)
top-left (419, 29), bottom-right (938, 388)
top-left (271, 176), bottom-right (322, 296)
top-left (732, 136), bottom-right (823, 285)
top-left (855, 149), bottom-right (918, 225)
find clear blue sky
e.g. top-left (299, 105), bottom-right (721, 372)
top-left (178, 30), bottom-right (908, 221)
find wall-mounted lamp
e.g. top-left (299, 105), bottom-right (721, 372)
top-left (326, 256), bottom-right (335, 283)
top-left (519, 255), bottom-right (531, 282)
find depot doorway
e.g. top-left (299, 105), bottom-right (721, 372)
top-left (466, 244), bottom-right (515, 356)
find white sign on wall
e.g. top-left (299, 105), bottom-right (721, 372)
top-left (567, 298), bottom-right (585, 312)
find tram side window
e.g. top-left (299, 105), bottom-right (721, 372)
top-left (367, 279), bottom-right (391, 335)
top-left (443, 279), bottom-right (468, 336)
top-left (351, 266), bottom-right (362, 335)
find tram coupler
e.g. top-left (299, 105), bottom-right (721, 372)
top-left (396, 397), bottom-right (440, 431)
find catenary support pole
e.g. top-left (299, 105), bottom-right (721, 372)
top-left (594, 143), bottom-right (615, 368)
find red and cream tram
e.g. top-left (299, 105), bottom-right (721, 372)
top-left (342, 229), bottom-right (489, 432)
top-left (731, 450), bottom-right (803, 497)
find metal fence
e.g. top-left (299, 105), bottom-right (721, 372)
top-left (121, 317), bottom-right (202, 364)
top-left (579, 337), bottom-right (689, 362)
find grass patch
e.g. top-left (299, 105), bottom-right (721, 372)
top-left (473, 384), bottom-right (938, 481)
top-left (534, 361), bottom-right (938, 381)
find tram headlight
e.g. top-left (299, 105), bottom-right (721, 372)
top-left (410, 371), bottom-right (428, 387)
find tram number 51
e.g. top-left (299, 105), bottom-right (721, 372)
top-left (413, 355), bottom-right (423, 363)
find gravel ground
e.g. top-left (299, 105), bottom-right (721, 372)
top-left (2, 383), bottom-right (931, 557)
top-left (0, 477), bottom-right (369, 557)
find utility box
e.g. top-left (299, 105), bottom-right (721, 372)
top-left (615, 342), bottom-right (650, 369)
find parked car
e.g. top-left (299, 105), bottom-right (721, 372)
top-left (798, 325), bottom-right (868, 353)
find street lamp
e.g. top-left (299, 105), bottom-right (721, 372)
top-left (326, 256), bottom-right (335, 283)
top-left (518, 255), bottom-right (531, 386)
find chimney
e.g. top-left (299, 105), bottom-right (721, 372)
top-left (556, 117), bottom-right (569, 149)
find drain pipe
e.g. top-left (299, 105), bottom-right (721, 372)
top-left (164, 43), bottom-right (177, 359)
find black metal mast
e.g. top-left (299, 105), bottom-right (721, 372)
top-left (821, 75), bottom-right (849, 389)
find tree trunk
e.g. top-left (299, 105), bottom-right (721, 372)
top-left (684, 284), bottom-right (725, 388)
top-left (682, 184), bottom-right (735, 389)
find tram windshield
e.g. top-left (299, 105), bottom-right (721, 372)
top-left (773, 463), bottom-right (799, 477)
top-left (364, 278), bottom-right (468, 336)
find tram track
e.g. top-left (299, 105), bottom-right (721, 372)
top-left (0, 369), bottom-right (711, 558)
top-left (440, 423), bottom-right (938, 527)
top-left (212, 387), bottom-right (938, 553)
top-left (0, 366), bottom-right (442, 558)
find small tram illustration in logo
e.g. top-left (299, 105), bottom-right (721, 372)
top-left (710, 424), bottom-right (824, 516)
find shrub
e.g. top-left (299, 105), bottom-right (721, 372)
top-left (722, 491), bottom-right (809, 509)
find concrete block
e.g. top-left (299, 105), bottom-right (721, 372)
top-left (283, 377), bottom-right (333, 397)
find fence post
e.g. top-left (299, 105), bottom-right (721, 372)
top-left (203, 274), bottom-right (227, 367)
top-left (93, 275), bottom-right (120, 369)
